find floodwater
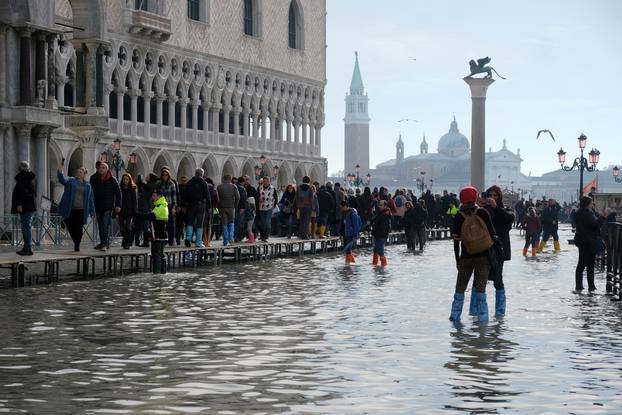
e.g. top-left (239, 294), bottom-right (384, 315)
top-left (0, 226), bottom-right (621, 414)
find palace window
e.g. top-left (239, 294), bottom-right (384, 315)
top-left (134, 0), bottom-right (167, 15)
top-left (187, 0), bottom-right (208, 23)
top-left (288, 0), bottom-right (303, 49)
top-left (244, 0), bottom-right (261, 37)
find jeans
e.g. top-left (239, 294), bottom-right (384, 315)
top-left (373, 238), bottom-right (386, 256)
top-left (260, 210), bottom-right (272, 240)
top-left (576, 245), bottom-right (596, 290)
top-left (96, 210), bottom-right (112, 246)
top-left (20, 211), bottom-right (35, 248)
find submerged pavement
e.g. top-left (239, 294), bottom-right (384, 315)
top-left (0, 225), bottom-right (620, 414)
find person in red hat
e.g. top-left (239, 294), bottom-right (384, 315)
top-left (448, 186), bottom-right (496, 323)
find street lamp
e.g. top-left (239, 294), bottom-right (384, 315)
top-left (613, 166), bottom-right (622, 183)
top-left (557, 133), bottom-right (600, 199)
top-left (100, 138), bottom-right (125, 180)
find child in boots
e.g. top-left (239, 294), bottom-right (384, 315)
top-left (522, 207), bottom-right (541, 257)
top-left (342, 200), bottom-right (361, 264)
top-left (246, 197), bottom-right (256, 243)
top-left (371, 200), bottom-right (392, 266)
top-left (148, 189), bottom-right (169, 274)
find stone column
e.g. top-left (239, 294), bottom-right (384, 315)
top-left (156, 93), bottom-right (165, 141)
top-left (84, 41), bottom-right (100, 114)
top-left (143, 91), bottom-right (153, 140)
top-left (242, 108), bottom-right (249, 137)
top-left (0, 25), bottom-right (7, 107)
top-left (56, 75), bottom-right (68, 107)
top-left (260, 111), bottom-right (268, 139)
top-left (302, 117), bottom-right (308, 148)
top-left (191, 99), bottom-right (200, 142)
top-left (270, 111), bottom-right (277, 143)
top-left (3, 123), bottom-right (15, 216)
top-left (464, 77), bottom-right (495, 191)
top-left (202, 105), bottom-right (210, 144)
top-left (222, 105), bottom-right (230, 136)
top-left (0, 123), bottom-right (7, 217)
top-left (102, 83), bottom-right (113, 116)
top-left (46, 34), bottom-right (57, 109)
top-left (232, 106), bottom-right (241, 147)
top-left (315, 123), bottom-right (322, 149)
top-left (116, 87), bottom-right (126, 135)
top-left (14, 123), bottom-right (33, 163)
top-left (212, 104), bottom-right (222, 142)
top-left (35, 32), bottom-right (47, 107)
top-left (252, 110), bottom-right (260, 138)
top-left (168, 95), bottom-right (178, 141)
top-left (180, 97), bottom-right (189, 143)
top-left (79, 133), bottom-right (100, 177)
top-left (19, 28), bottom-right (33, 105)
top-left (129, 88), bottom-right (139, 137)
top-left (309, 120), bottom-right (315, 148)
top-left (34, 127), bottom-right (50, 200)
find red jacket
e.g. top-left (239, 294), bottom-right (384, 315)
top-left (522, 215), bottom-right (541, 236)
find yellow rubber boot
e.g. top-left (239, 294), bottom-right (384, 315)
top-left (554, 240), bottom-right (561, 252)
top-left (537, 240), bottom-right (546, 253)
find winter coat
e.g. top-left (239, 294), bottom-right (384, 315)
top-left (485, 200), bottom-right (515, 261)
top-left (541, 205), bottom-right (561, 229)
top-left (343, 208), bottom-right (361, 239)
top-left (236, 183), bottom-right (248, 209)
top-left (91, 170), bottom-right (122, 212)
top-left (280, 190), bottom-right (297, 214)
top-left (522, 215), bottom-right (541, 236)
top-left (57, 171), bottom-right (96, 224)
top-left (11, 171), bottom-right (37, 214)
top-left (296, 183), bottom-right (315, 211)
top-left (217, 182), bottom-right (240, 209)
top-left (574, 207), bottom-right (601, 250)
top-left (258, 185), bottom-right (276, 212)
top-left (372, 209), bottom-right (392, 239)
top-left (119, 186), bottom-right (137, 218)
top-left (403, 204), bottom-right (427, 229)
top-left (184, 176), bottom-right (210, 208)
top-left (317, 189), bottom-right (334, 216)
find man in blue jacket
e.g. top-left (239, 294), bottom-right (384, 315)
top-left (91, 162), bottom-right (121, 250)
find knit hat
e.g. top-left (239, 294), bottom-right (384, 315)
top-left (459, 186), bottom-right (478, 205)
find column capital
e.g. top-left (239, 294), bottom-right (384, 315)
top-left (143, 91), bottom-right (154, 100)
top-left (127, 88), bottom-right (141, 98)
top-left (56, 75), bottom-right (69, 85)
top-left (0, 122), bottom-right (10, 131)
top-left (232, 106), bottom-right (242, 114)
top-left (179, 97), bottom-right (190, 106)
top-left (115, 86), bottom-right (128, 95)
top-left (223, 104), bottom-right (232, 112)
top-left (77, 132), bottom-right (101, 148)
top-left (463, 77), bottom-right (495, 98)
top-left (35, 125), bottom-right (55, 139)
top-left (36, 31), bottom-right (48, 42)
top-left (168, 95), bottom-right (179, 103)
top-left (18, 27), bottom-right (34, 38)
top-left (156, 93), bottom-right (167, 102)
top-left (191, 99), bottom-right (201, 108)
top-left (103, 83), bottom-right (115, 94)
top-left (13, 123), bottom-right (34, 139)
top-left (212, 103), bottom-right (223, 110)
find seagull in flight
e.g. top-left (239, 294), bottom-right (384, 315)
top-left (398, 118), bottom-right (418, 123)
top-left (408, 57), bottom-right (417, 61)
top-left (537, 129), bottom-right (556, 142)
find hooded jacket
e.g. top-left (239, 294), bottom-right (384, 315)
top-left (11, 171), bottom-right (37, 214)
top-left (485, 186), bottom-right (515, 261)
top-left (372, 208), bottom-right (392, 239)
top-left (149, 196), bottom-right (169, 240)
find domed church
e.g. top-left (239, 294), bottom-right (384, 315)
top-left (374, 116), bottom-right (523, 193)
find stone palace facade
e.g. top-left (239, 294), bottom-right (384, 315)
top-left (0, 0), bottom-right (327, 216)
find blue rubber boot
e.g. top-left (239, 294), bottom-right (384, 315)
top-left (476, 291), bottom-right (489, 323)
top-left (195, 227), bottom-right (204, 247)
top-left (469, 289), bottom-right (478, 316)
top-left (449, 293), bottom-right (465, 322)
top-left (495, 289), bottom-right (506, 317)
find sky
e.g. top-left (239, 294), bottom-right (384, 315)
top-left (323, 0), bottom-right (622, 177)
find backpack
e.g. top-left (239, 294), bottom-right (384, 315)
top-left (459, 210), bottom-right (493, 255)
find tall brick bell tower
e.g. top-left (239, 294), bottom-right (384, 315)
top-left (344, 52), bottom-right (370, 176)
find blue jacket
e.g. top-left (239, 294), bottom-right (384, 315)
top-left (344, 208), bottom-right (362, 239)
top-left (57, 170), bottom-right (96, 224)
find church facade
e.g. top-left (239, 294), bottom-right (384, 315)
top-left (0, 0), bottom-right (327, 217)
top-left (374, 117), bottom-right (523, 194)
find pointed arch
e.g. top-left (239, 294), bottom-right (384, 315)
top-left (201, 154), bottom-right (219, 180)
top-left (309, 165), bottom-right (322, 184)
top-left (294, 164), bottom-right (305, 184)
top-left (153, 149), bottom-right (174, 174)
top-left (177, 155), bottom-right (195, 180)
top-left (221, 157), bottom-right (238, 180)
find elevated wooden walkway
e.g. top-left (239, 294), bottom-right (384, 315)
top-left (0, 228), bottom-right (452, 288)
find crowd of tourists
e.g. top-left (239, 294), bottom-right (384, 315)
top-left (9, 160), bottom-right (614, 309)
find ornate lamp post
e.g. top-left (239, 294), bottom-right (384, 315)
top-left (613, 166), bottom-right (622, 183)
top-left (557, 134), bottom-right (600, 199)
top-left (100, 138), bottom-right (125, 180)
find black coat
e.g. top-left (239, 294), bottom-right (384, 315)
top-left (317, 189), bottom-right (334, 215)
top-left (487, 204), bottom-right (515, 261)
top-left (372, 209), bottom-right (392, 239)
top-left (184, 176), bottom-right (210, 208)
top-left (574, 207), bottom-right (601, 250)
top-left (91, 171), bottom-right (122, 212)
top-left (11, 171), bottom-right (37, 214)
top-left (119, 186), bottom-right (137, 217)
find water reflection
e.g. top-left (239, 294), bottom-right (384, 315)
top-left (444, 322), bottom-right (520, 413)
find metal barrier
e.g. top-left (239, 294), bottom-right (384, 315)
top-left (605, 222), bottom-right (621, 300)
top-left (0, 214), bottom-right (120, 246)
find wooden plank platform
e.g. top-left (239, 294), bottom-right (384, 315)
top-left (0, 228), bottom-right (452, 289)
